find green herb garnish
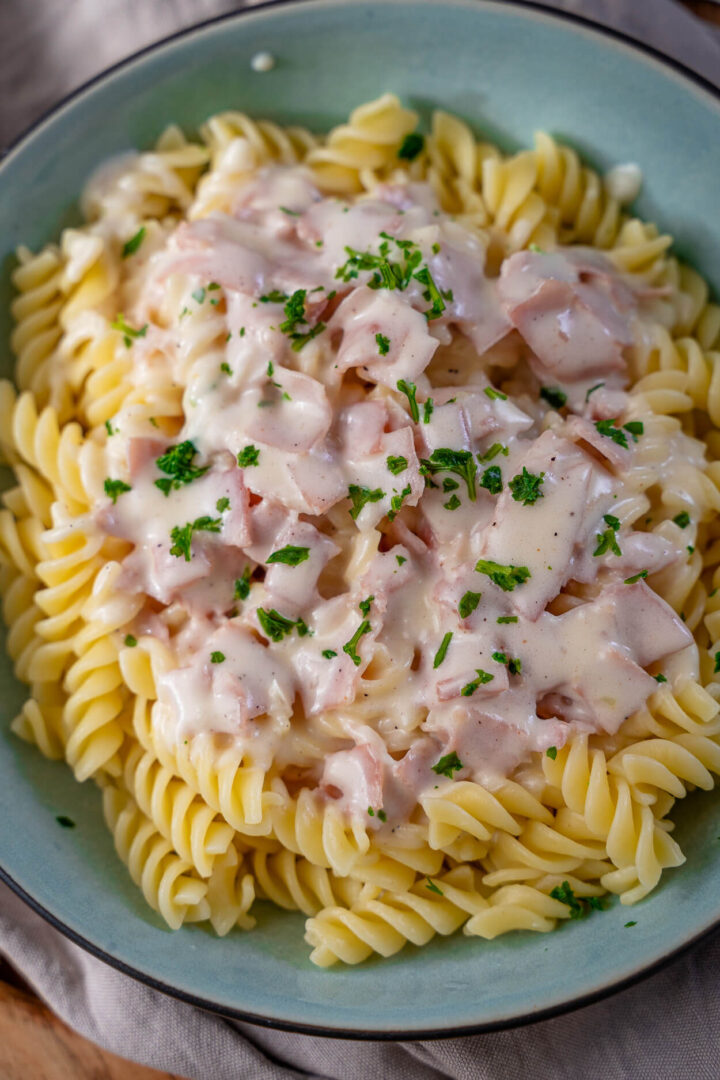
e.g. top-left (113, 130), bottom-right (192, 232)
top-left (509, 467), bottom-right (545, 506)
top-left (169, 516), bottom-right (222, 561)
top-left (475, 559), bottom-right (531, 591)
top-left (546, 746), bottom-right (557, 760)
top-left (267, 545), bottom-right (310, 566)
top-left (124, 634), bottom-right (137, 647)
top-left (237, 445), bottom-right (260, 468)
top-left (387, 455), bottom-right (408, 475)
top-left (433, 631), bottom-right (453, 669)
top-left (420, 447), bottom-right (477, 500)
top-left (122, 226), bottom-right (146, 258)
top-left (348, 484), bottom-right (385, 521)
top-left (431, 752), bottom-right (464, 779)
top-left (458, 591), bottom-right (481, 618)
top-left (104, 478), bottom-right (131, 504)
top-left (343, 619), bottom-right (372, 666)
top-left (461, 669), bottom-right (494, 696)
top-left (540, 386), bottom-right (567, 409)
top-left (673, 511), bottom-right (691, 529)
top-left (479, 465), bottom-right (503, 495)
top-left (376, 332), bottom-right (390, 356)
top-left (111, 314), bottom-right (148, 347)
top-left (210, 651), bottom-right (225, 664)
top-left (398, 132), bottom-right (425, 161)
top-left (257, 607), bottom-right (308, 642)
top-left (154, 441), bottom-right (208, 495)
top-left (397, 379), bottom-right (420, 422)
top-left (234, 567), bottom-right (252, 601)
top-left (624, 570), bottom-right (648, 584)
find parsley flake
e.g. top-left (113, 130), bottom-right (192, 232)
top-left (104, 419), bottom-right (116, 436)
top-left (216, 497), bottom-right (230, 513)
top-left (475, 559), bottom-right (531, 591)
top-left (426, 879), bottom-right (444, 896)
top-left (122, 226), bottom-right (146, 258)
top-left (431, 752), bottom-right (464, 779)
top-left (509, 467), bottom-right (545, 506)
top-left (154, 441), bottom-right (208, 495)
top-left (673, 511), bottom-right (691, 529)
top-left (267, 545), bottom-right (310, 567)
top-left (343, 619), bottom-right (372, 666)
top-left (624, 570), bottom-right (648, 584)
top-left (348, 484), bottom-right (385, 521)
top-left (654, 674), bottom-right (668, 683)
top-left (111, 314), bottom-right (148, 348)
top-left (546, 746), bottom-right (558, 760)
top-left (396, 555), bottom-right (407, 566)
top-left (104, 478), bottom-right (131, 504)
top-left (169, 516), bottom-right (221, 561)
top-left (478, 442), bottom-right (509, 462)
top-left (387, 455), bottom-right (408, 475)
top-left (257, 607), bottom-right (308, 642)
top-left (397, 379), bottom-right (420, 421)
top-left (461, 669), bottom-right (494, 696)
top-left (714, 652), bottom-right (720, 675)
top-left (322, 649), bottom-right (337, 659)
top-left (56, 815), bottom-right (76, 828)
top-left (376, 332), bottom-right (391, 356)
top-left (124, 634), bottom-right (137, 648)
top-left (210, 651), bottom-right (225, 664)
top-left (420, 447), bottom-right (477, 501)
top-left (398, 132), bottom-right (425, 160)
top-left (423, 398), bottom-right (434, 424)
top-left (484, 387), bottom-right (507, 401)
top-left (594, 419), bottom-right (629, 449)
top-left (388, 484), bottom-right (412, 521)
top-left (479, 465), bottom-right (503, 495)
top-left (234, 567), bottom-right (252, 601)
top-left (433, 631), bottom-right (453, 669)
top-left (458, 591), bottom-right (481, 618)
top-left (443, 493), bottom-right (461, 511)
top-left (237, 445), bottom-right (260, 468)
top-left (540, 386), bottom-right (567, 409)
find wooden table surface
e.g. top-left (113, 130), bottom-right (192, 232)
top-left (1, 5), bottom-right (717, 1078)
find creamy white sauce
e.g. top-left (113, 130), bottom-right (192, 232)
top-left (92, 166), bottom-right (696, 828)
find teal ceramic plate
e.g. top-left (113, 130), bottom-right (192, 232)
top-left (1, 0), bottom-right (720, 1038)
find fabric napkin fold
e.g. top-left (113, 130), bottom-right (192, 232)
top-left (1, 2), bottom-right (720, 1078)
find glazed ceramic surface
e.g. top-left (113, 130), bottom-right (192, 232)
top-left (1, 0), bottom-right (719, 1037)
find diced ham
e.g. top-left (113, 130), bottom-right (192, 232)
top-left (322, 743), bottom-right (384, 816)
top-left (126, 437), bottom-right (167, 479)
top-left (564, 415), bottom-right (632, 470)
top-left (331, 286), bottom-right (438, 390)
top-left (576, 581), bottom-right (692, 668)
top-left (243, 369), bottom-right (332, 453)
top-left (264, 518), bottom-right (339, 615)
top-left (344, 420), bottom-right (424, 531)
top-left (421, 386), bottom-right (532, 457)
top-left (474, 431), bottom-right (614, 619)
top-left (498, 248), bottom-right (637, 383)
top-left (425, 703), bottom-right (533, 786)
top-left (337, 401), bottom-right (387, 457)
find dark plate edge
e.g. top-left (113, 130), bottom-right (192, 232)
top-left (1, 0), bottom-right (720, 1040)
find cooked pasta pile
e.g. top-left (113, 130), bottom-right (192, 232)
top-left (3, 95), bottom-right (720, 967)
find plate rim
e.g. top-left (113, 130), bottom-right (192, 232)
top-left (2, 0), bottom-right (720, 1039)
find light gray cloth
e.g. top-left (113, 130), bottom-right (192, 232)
top-left (1, 3), bottom-right (720, 1078)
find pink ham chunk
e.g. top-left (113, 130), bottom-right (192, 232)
top-left (243, 368), bottom-right (333, 453)
top-left (474, 430), bottom-right (614, 619)
top-left (498, 248), bottom-right (637, 383)
top-left (331, 286), bottom-right (438, 389)
top-left (563, 415), bottom-right (632, 471)
top-left (264, 518), bottom-right (339, 616)
top-left (340, 404), bottom-right (424, 530)
top-left (432, 630), bottom-right (509, 703)
top-left (421, 386), bottom-right (532, 456)
top-left (127, 437), bottom-right (167, 479)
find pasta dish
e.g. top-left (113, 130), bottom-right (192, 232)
top-left (3, 96), bottom-right (720, 966)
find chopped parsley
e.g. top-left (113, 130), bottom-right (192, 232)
top-left (111, 314), bottom-right (148, 348)
top-left (478, 442), bottom-right (509, 462)
top-left (105, 419), bottom-right (116, 436)
top-left (279, 289), bottom-right (307, 334)
top-left (492, 651), bottom-right (522, 675)
top-left (594, 514), bottom-right (622, 557)
top-left (122, 226), bottom-right (146, 258)
top-left (154, 441), bottom-right (208, 495)
top-left (322, 649), bottom-right (337, 659)
top-left (290, 322), bottom-right (326, 352)
top-left (237, 445), bottom-right (260, 467)
top-left (423, 398), bottom-right (434, 424)
top-left (279, 206), bottom-right (300, 216)
top-left (433, 631), bottom-right (453, 669)
top-left (387, 455), bottom-right (408, 475)
top-left (359, 596), bottom-right (374, 617)
top-left (479, 465), bottom-right (503, 495)
top-left (431, 752), bottom-right (464, 779)
top-left (234, 567), bottom-right (252, 601)
top-left (376, 332), bottom-right (391, 356)
top-left (443, 493), bottom-right (461, 511)
top-left (425, 879), bottom-right (444, 896)
top-left (414, 265), bottom-right (447, 321)
top-left (336, 234), bottom-right (422, 291)
top-left (624, 420), bottom-right (644, 442)
top-left (420, 448), bottom-right (477, 501)
top-left (56, 815), bottom-right (76, 828)
top-left (475, 559), bottom-right (531, 591)
top-left (210, 651), bottom-right (225, 664)
top-left (396, 555), bottom-right (407, 566)
top-left (104, 478), bottom-right (131, 504)
top-left (624, 570), bottom-right (648, 584)
top-left (594, 418), bottom-right (642, 449)
top-left (509, 467), bottom-right (545, 506)
top-left (377, 809), bottom-right (387, 822)
top-left (398, 132), bottom-right (425, 161)
top-left (458, 591), bottom-right (481, 618)
top-left (397, 379), bottom-right (420, 421)
top-left (267, 361), bottom-right (274, 376)
top-left (220, 362), bottom-right (232, 375)
top-left (461, 669), bottom-right (494, 696)
top-left (124, 634), bottom-right (137, 647)
top-left (169, 516), bottom-right (222, 561)
top-left (484, 387), bottom-right (507, 401)
top-left (673, 511), bottom-right (691, 529)
top-left (585, 382), bottom-right (605, 401)
top-left (654, 674), bottom-right (668, 683)
top-left (343, 619), bottom-right (372, 666)
top-left (540, 386), bottom-right (567, 409)
top-left (388, 484), bottom-right (412, 521)
top-left (267, 545), bottom-right (310, 566)
top-left (257, 607), bottom-right (309, 642)
top-left (348, 484), bottom-right (385, 521)
top-left (714, 652), bottom-right (720, 674)
top-left (260, 289), bottom-right (288, 303)
top-left (550, 880), bottom-right (602, 920)
top-left (497, 615), bottom-right (518, 624)
top-left (546, 746), bottom-right (558, 760)
top-left (625, 921), bottom-right (637, 928)
top-left (216, 497), bottom-right (230, 513)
